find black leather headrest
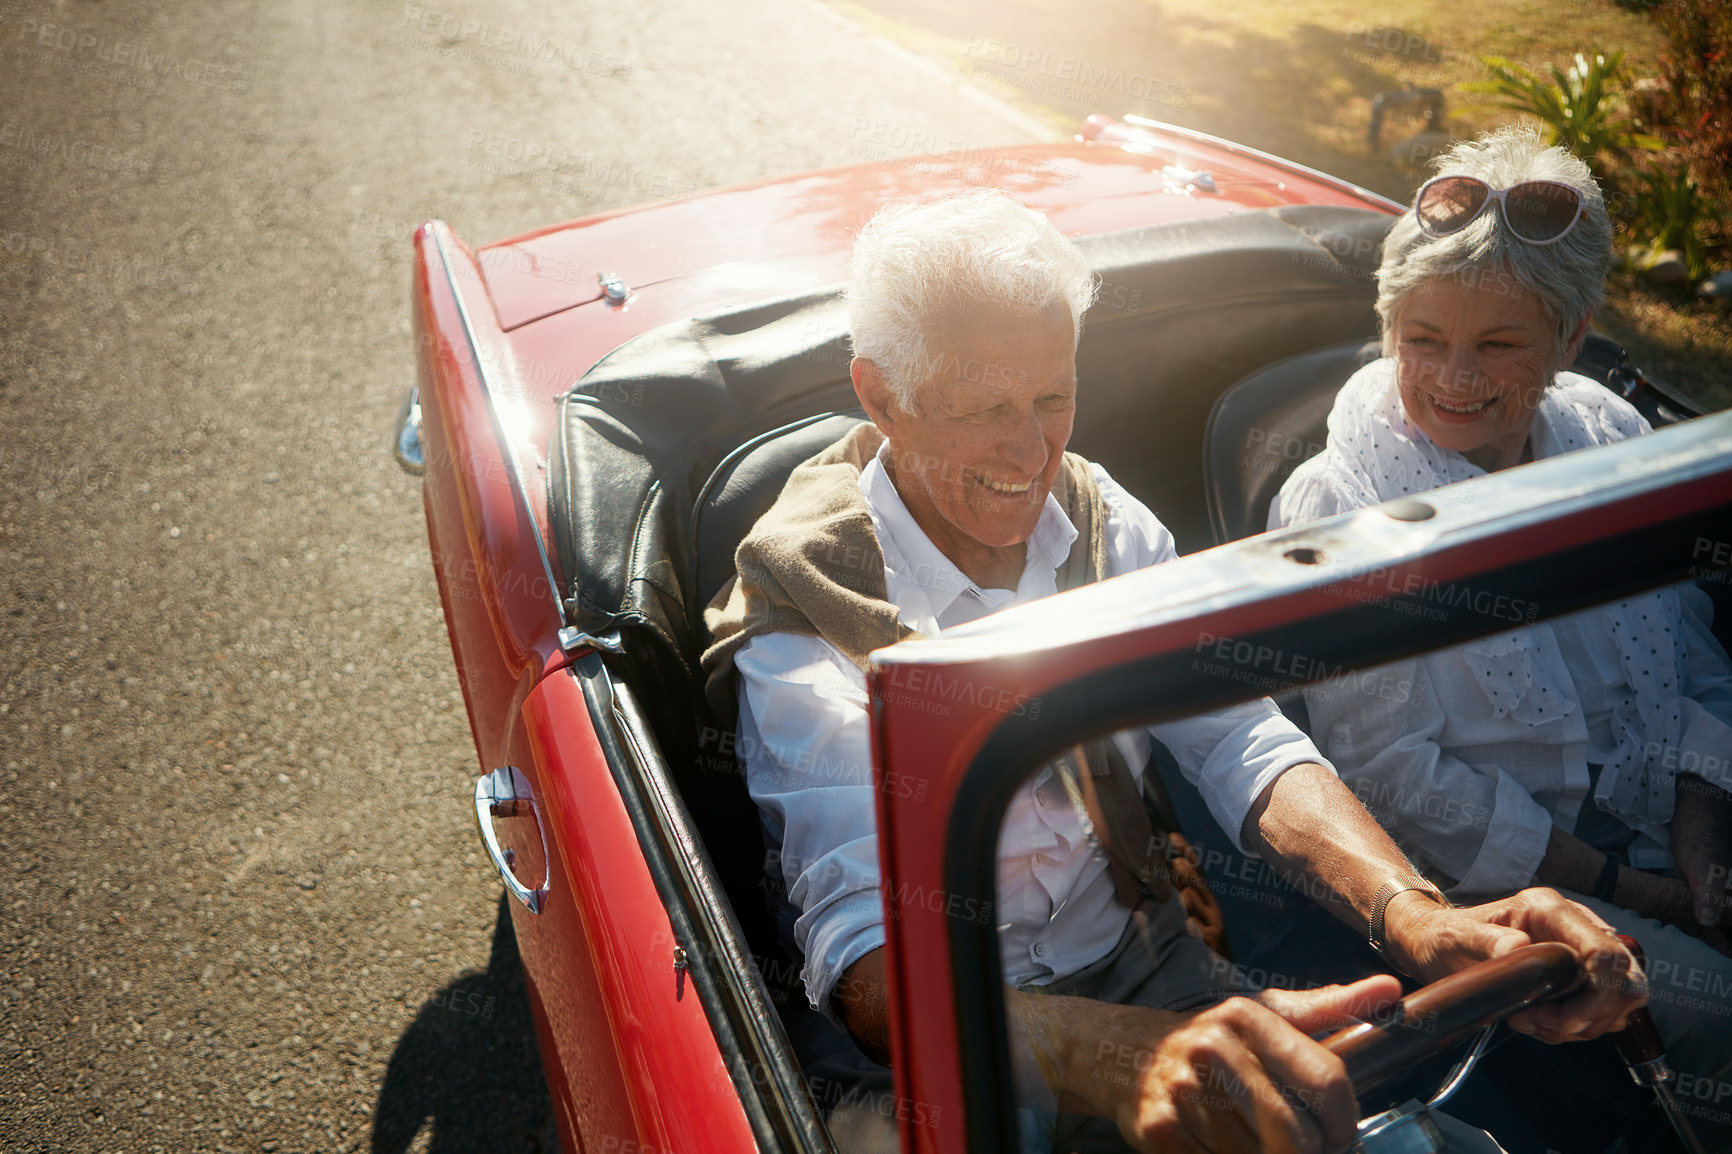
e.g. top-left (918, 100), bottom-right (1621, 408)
top-left (686, 412), bottom-right (868, 643)
top-left (1203, 341), bottom-right (1381, 544)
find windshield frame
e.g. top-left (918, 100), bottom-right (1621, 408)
top-left (865, 409), bottom-right (1732, 1153)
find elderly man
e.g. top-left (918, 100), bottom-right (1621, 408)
top-left (703, 190), bottom-right (1642, 1153)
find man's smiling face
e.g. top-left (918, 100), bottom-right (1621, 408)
top-left (857, 299), bottom-right (1078, 587)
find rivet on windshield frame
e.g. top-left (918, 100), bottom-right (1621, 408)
top-left (1284, 547), bottom-right (1325, 565)
top-left (1384, 499), bottom-right (1437, 522)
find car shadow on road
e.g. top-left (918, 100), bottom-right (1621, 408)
top-left (373, 894), bottom-right (560, 1154)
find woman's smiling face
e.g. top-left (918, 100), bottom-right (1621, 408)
top-left (1392, 275), bottom-right (1580, 471)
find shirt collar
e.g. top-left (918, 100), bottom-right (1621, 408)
top-left (858, 441), bottom-right (1078, 629)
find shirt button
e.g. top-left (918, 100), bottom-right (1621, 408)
top-left (1032, 942), bottom-right (1046, 958)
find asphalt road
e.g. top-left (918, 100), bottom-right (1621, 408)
top-left (0, 2), bottom-right (1043, 1151)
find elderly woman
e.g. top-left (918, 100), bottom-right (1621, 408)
top-left (705, 187), bottom-right (1639, 1154)
top-left (1270, 128), bottom-right (1732, 1096)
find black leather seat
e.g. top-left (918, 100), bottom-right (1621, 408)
top-left (683, 410), bottom-right (887, 1071)
top-left (1202, 340), bottom-right (1380, 545)
top-left (686, 411), bottom-right (868, 644)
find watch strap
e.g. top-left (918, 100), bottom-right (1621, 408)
top-left (1369, 875), bottom-right (1449, 961)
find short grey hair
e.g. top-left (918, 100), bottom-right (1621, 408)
top-left (846, 190), bottom-right (1098, 410)
top-left (1376, 127), bottom-right (1612, 353)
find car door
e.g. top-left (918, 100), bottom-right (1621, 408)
top-left (413, 222), bottom-right (768, 1154)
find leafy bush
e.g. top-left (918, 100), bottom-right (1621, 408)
top-left (1463, 51), bottom-right (1662, 176)
top-left (1462, 29), bottom-right (1728, 280)
top-left (1635, 165), bottom-right (1709, 281)
top-left (1646, 0), bottom-right (1732, 245)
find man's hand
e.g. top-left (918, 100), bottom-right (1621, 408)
top-left (1380, 887), bottom-right (1643, 1043)
top-left (1015, 977), bottom-right (1401, 1154)
top-left (1244, 763), bottom-right (1646, 1043)
top-left (1671, 773), bottom-right (1732, 956)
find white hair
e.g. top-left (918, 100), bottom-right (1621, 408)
top-left (846, 190), bottom-right (1098, 409)
top-left (1376, 127), bottom-right (1613, 353)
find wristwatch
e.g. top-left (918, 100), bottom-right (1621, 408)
top-left (1369, 875), bottom-right (1450, 965)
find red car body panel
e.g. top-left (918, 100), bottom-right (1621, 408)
top-left (520, 669), bottom-right (758, 1154)
top-left (409, 118), bottom-right (1411, 1154)
top-left (414, 225), bottom-right (759, 1152)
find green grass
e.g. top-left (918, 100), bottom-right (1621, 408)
top-left (832, 0), bottom-right (1669, 196)
top-left (824, 0), bottom-right (1728, 408)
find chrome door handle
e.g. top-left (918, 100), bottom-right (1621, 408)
top-left (393, 384), bottom-right (426, 475)
top-left (474, 766), bottom-right (547, 914)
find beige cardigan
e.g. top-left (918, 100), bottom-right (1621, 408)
top-left (700, 420), bottom-right (1109, 716)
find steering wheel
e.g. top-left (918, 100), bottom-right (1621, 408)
top-left (1319, 943), bottom-right (1585, 1152)
top-left (1322, 942), bottom-right (1583, 1096)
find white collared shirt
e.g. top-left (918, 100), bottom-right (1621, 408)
top-left (735, 445), bottom-right (1329, 1016)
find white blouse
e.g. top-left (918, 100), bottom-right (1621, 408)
top-left (1271, 359), bottom-right (1732, 895)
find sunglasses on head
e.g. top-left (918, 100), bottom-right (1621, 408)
top-left (1413, 175), bottom-right (1585, 246)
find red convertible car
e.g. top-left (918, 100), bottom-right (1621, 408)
top-left (394, 115), bottom-right (1731, 1153)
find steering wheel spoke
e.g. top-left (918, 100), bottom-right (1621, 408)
top-left (1323, 944), bottom-right (1586, 1152)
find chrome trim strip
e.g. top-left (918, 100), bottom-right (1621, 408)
top-left (1118, 115), bottom-right (1408, 213)
top-left (430, 224), bottom-right (567, 624)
